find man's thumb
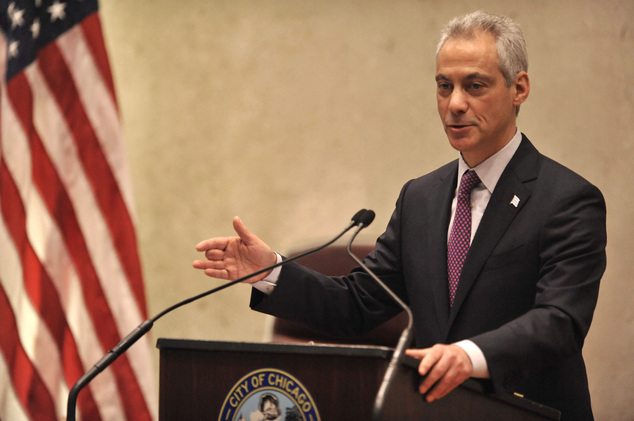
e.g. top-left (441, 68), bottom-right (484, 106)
top-left (232, 216), bottom-right (256, 244)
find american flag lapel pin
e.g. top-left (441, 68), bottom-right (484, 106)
top-left (510, 195), bottom-right (520, 207)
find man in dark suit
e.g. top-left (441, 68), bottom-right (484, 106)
top-left (193, 11), bottom-right (606, 420)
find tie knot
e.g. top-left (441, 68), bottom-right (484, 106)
top-left (459, 170), bottom-right (481, 195)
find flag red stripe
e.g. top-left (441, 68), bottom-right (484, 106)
top-left (80, 13), bottom-right (118, 109)
top-left (36, 39), bottom-right (148, 318)
top-left (0, 153), bottom-right (103, 420)
top-left (0, 282), bottom-right (56, 419)
top-left (6, 74), bottom-right (150, 420)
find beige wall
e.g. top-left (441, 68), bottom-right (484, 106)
top-left (100, 1), bottom-right (633, 419)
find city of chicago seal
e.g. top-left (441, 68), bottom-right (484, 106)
top-left (219, 368), bottom-right (320, 421)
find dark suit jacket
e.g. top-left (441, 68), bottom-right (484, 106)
top-left (252, 135), bottom-right (607, 420)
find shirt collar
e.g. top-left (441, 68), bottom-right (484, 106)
top-left (457, 128), bottom-right (523, 193)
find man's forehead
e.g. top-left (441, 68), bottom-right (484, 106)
top-left (436, 33), bottom-right (501, 79)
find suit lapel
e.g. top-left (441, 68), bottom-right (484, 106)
top-left (447, 137), bottom-right (540, 327)
top-left (425, 164), bottom-right (459, 331)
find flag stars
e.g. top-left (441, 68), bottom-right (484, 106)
top-left (5, 0), bottom-right (88, 72)
top-left (9, 40), bottom-right (20, 58)
top-left (48, 1), bottom-right (67, 22)
top-left (31, 18), bottom-right (41, 39)
top-left (8, 3), bottom-right (26, 28)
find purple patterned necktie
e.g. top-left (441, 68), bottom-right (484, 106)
top-left (447, 170), bottom-right (481, 307)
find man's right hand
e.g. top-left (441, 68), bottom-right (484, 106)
top-left (193, 216), bottom-right (276, 283)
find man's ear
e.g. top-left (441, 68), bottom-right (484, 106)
top-left (513, 71), bottom-right (530, 107)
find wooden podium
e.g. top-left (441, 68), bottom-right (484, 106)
top-left (157, 338), bottom-right (560, 420)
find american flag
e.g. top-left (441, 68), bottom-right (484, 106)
top-left (0, 0), bottom-right (156, 419)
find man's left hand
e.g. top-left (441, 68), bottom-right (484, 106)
top-left (405, 344), bottom-right (473, 402)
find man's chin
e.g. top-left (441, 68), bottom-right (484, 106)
top-left (446, 136), bottom-right (475, 152)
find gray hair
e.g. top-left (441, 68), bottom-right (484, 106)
top-left (436, 11), bottom-right (528, 87)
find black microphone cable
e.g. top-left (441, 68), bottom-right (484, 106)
top-left (344, 209), bottom-right (415, 420)
top-left (66, 209), bottom-right (371, 421)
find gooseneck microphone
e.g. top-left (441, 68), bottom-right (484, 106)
top-left (66, 209), bottom-right (371, 421)
top-left (344, 209), bottom-right (415, 421)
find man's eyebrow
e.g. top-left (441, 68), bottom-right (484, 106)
top-left (435, 73), bottom-right (494, 83)
top-left (465, 72), bottom-right (494, 83)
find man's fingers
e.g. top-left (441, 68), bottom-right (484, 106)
top-left (192, 257), bottom-right (225, 271)
top-left (193, 217), bottom-right (274, 282)
top-left (195, 237), bottom-right (229, 252)
top-left (423, 376), bottom-right (455, 401)
top-left (194, 216), bottom-right (250, 253)
top-left (204, 249), bottom-right (225, 261)
top-left (203, 268), bottom-right (230, 280)
top-left (421, 359), bottom-right (466, 401)
top-left (417, 350), bottom-right (445, 396)
top-left (405, 347), bottom-right (444, 396)
top-left (405, 345), bottom-right (472, 402)
top-left (405, 347), bottom-right (438, 376)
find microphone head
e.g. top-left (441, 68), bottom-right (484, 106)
top-left (358, 209), bottom-right (375, 227)
top-left (351, 209), bottom-right (368, 225)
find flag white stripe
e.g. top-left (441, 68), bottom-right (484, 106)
top-left (56, 24), bottom-right (136, 216)
top-left (0, 169), bottom-right (61, 418)
top-left (0, 351), bottom-right (30, 421)
top-left (0, 21), bottom-right (30, 421)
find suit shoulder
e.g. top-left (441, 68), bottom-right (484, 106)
top-left (391, 160), bottom-right (457, 209)
top-left (537, 154), bottom-right (604, 198)
top-left (517, 136), bottom-right (603, 199)
top-left (405, 160), bottom-right (457, 190)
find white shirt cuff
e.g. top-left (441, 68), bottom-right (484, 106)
top-left (454, 339), bottom-right (490, 378)
top-left (251, 253), bottom-right (282, 295)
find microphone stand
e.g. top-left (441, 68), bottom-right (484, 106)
top-left (344, 214), bottom-right (414, 421)
top-left (66, 210), bottom-right (369, 421)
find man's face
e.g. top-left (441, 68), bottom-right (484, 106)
top-left (436, 31), bottom-right (528, 167)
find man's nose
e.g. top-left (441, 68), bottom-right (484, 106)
top-left (448, 89), bottom-right (468, 114)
